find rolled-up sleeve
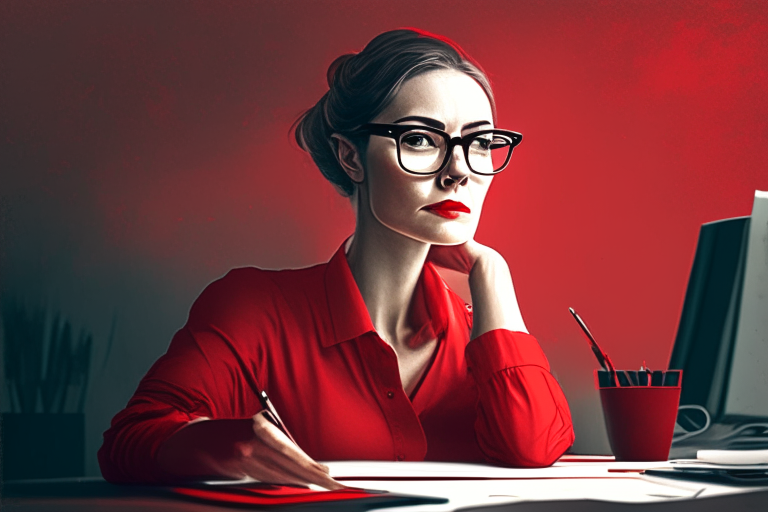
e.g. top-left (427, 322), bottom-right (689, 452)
top-left (97, 327), bottom-right (224, 483)
top-left (98, 269), bottom-right (271, 483)
top-left (465, 329), bottom-right (575, 467)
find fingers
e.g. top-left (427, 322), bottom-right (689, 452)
top-left (251, 440), bottom-right (341, 489)
top-left (240, 412), bottom-right (345, 490)
top-left (236, 452), bottom-right (311, 486)
top-left (255, 415), bottom-right (344, 489)
top-left (427, 243), bottom-right (477, 274)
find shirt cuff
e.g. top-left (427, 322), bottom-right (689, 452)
top-left (465, 329), bottom-right (551, 385)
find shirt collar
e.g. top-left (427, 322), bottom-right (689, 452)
top-left (323, 241), bottom-right (376, 347)
top-left (322, 239), bottom-right (453, 348)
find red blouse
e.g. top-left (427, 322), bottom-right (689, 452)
top-left (98, 242), bottom-right (574, 483)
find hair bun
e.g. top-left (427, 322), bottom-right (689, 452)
top-left (326, 53), bottom-right (355, 88)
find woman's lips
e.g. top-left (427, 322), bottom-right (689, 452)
top-left (422, 200), bottom-right (470, 219)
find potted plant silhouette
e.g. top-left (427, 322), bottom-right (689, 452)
top-left (1, 300), bottom-right (92, 480)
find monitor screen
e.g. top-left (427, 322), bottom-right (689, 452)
top-left (669, 216), bottom-right (750, 420)
top-left (724, 191), bottom-right (768, 418)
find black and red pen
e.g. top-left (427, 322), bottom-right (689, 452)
top-left (568, 307), bottom-right (623, 387)
top-left (257, 390), bottom-right (297, 445)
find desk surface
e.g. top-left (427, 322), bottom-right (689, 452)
top-left (3, 460), bottom-right (768, 512)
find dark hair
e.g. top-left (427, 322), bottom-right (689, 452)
top-left (294, 28), bottom-right (496, 197)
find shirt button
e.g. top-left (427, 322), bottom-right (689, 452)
top-left (396, 454), bottom-right (405, 461)
top-left (386, 391), bottom-right (394, 399)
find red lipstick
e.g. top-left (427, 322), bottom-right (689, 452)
top-left (422, 200), bottom-right (471, 219)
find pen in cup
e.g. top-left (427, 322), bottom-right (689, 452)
top-left (639, 361), bottom-right (652, 386)
top-left (258, 389), bottom-right (297, 445)
top-left (568, 307), bottom-right (623, 387)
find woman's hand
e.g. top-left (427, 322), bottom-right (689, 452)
top-left (428, 240), bottom-right (528, 338)
top-left (157, 412), bottom-right (344, 489)
top-left (426, 239), bottom-right (495, 275)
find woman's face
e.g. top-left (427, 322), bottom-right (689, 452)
top-left (362, 69), bottom-right (496, 246)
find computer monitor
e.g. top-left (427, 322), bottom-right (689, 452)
top-left (723, 194), bottom-right (768, 420)
top-left (669, 192), bottom-right (768, 451)
top-left (669, 216), bottom-right (750, 421)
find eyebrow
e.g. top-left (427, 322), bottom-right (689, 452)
top-left (393, 116), bottom-right (492, 132)
top-left (462, 120), bottom-right (492, 130)
top-left (394, 116), bottom-right (445, 130)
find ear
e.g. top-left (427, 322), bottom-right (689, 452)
top-left (331, 134), bottom-right (365, 184)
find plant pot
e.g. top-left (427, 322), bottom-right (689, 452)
top-left (1, 413), bottom-right (85, 480)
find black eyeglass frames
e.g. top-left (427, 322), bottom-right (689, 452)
top-left (358, 123), bottom-right (522, 176)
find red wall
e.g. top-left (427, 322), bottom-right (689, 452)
top-left (2, 0), bottom-right (767, 458)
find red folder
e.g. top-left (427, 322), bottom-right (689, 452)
top-left (170, 483), bottom-right (447, 508)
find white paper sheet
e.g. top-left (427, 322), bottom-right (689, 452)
top-left (201, 460), bottom-right (760, 511)
top-left (325, 460), bottom-right (670, 479)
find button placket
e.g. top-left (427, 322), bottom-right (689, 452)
top-left (368, 333), bottom-right (427, 461)
top-left (392, 427), bottom-right (404, 461)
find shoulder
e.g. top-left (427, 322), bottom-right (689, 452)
top-left (186, 263), bottom-right (326, 330)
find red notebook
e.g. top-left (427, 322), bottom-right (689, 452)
top-left (170, 483), bottom-right (447, 509)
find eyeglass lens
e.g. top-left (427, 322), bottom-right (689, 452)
top-left (399, 129), bottom-right (514, 174)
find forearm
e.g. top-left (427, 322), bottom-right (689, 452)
top-left (157, 418), bottom-right (256, 480)
top-left (467, 253), bottom-right (573, 465)
top-left (466, 331), bottom-right (575, 467)
top-left (469, 250), bottom-right (527, 339)
top-left (98, 400), bottom-right (200, 484)
top-left (156, 415), bottom-right (342, 489)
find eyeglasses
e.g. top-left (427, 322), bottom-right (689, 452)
top-left (359, 123), bottom-right (522, 176)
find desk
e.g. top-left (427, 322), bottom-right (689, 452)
top-left (3, 460), bottom-right (768, 511)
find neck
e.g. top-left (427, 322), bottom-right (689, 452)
top-left (345, 215), bottom-right (429, 348)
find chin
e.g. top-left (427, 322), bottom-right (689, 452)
top-left (376, 211), bottom-right (477, 246)
top-left (404, 224), bottom-right (476, 246)
top-left (427, 235), bottom-right (472, 246)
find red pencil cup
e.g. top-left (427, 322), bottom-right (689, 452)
top-left (595, 370), bottom-right (682, 461)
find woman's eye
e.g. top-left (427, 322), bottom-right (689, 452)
top-left (474, 137), bottom-right (492, 150)
top-left (402, 134), bottom-right (436, 149)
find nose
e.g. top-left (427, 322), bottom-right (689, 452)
top-left (439, 145), bottom-right (470, 189)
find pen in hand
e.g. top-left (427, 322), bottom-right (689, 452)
top-left (251, 390), bottom-right (347, 490)
top-left (258, 390), bottom-right (297, 445)
top-left (255, 390), bottom-right (346, 489)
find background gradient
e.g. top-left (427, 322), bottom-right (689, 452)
top-left (1, 0), bottom-right (767, 475)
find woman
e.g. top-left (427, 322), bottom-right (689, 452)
top-left (98, 28), bottom-right (574, 489)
